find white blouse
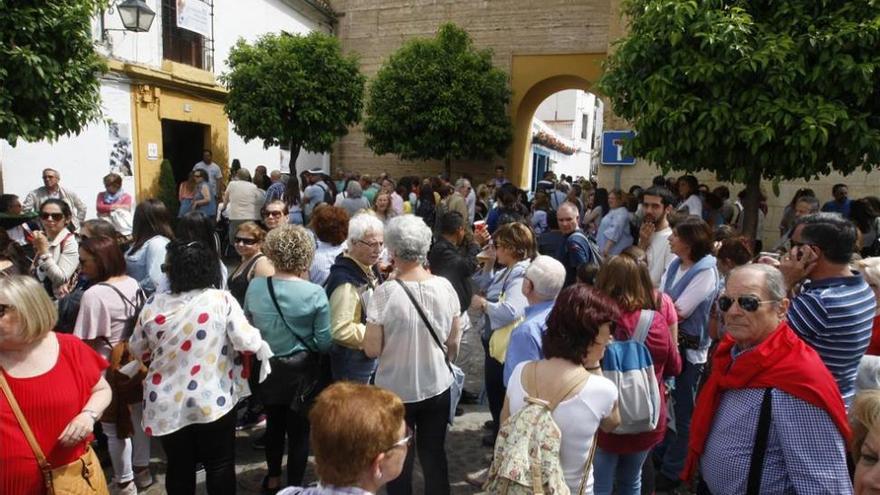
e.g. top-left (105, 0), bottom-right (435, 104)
top-left (366, 277), bottom-right (461, 403)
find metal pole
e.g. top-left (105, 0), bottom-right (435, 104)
top-left (614, 166), bottom-right (622, 190)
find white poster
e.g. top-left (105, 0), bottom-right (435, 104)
top-left (108, 121), bottom-right (133, 176)
top-left (176, 0), bottom-right (212, 38)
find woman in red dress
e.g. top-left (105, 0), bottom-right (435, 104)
top-left (0, 275), bottom-right (112, 494)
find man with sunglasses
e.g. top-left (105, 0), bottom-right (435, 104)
top-left (778, 212), bottom-right (876, 408)
top-left (683, 264), bottom-right (852, 494)
top-left (22, 168), bottom-right (87, 230)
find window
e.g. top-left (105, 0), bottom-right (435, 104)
top-left (162, 0), bottom-right (213, 71)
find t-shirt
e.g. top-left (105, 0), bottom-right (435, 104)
top-left (0, 334), bottom-right (107, 495)
top-left (366, 277), bottom-right (460, 403)
top-left (73, 276), bottom-right (140, 360)
top-left (646, 226), bottom-right (674, 287)
top-left (678, 194), bottom-right (704, 219)
top-left (507, 362), bottom-right (618, 494)
top-left (303, 181), bottom-right (329, 218)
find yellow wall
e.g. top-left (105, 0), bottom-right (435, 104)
top-left (130, 83), bottom-right (228, 198)
top-left (508, 53), bottom-right (606, 187)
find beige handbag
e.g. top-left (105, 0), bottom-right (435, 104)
top-left (0, 373), bottom-right (109, 495)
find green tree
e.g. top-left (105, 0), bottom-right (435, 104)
top-left (364, 23), bottom-right (513, 177)
top-left (222, 32), bottom-right (365, 172)
top-left (599, 1), bottom-right (880, 238)
top-left (156, 159), bottom-right (179, 217)
top-left (1, 1), bottom-right (107, 145)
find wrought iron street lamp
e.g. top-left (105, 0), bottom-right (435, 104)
top-left (116, 0), bottom-right (156, 33)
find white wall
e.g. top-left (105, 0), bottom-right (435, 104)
top-left (534, 90), bottom-right (579, 122)
top-left (95, 0), bottom-right (163, 67)
top-left (1, 79), bottom-right (137, 216)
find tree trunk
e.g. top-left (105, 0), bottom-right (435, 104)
top-left (288, 139), bottom-right (302, 176)
top-left (445, 155), bottom-right (452, 179)
top-left (741, 171), bottom-right (762, 251)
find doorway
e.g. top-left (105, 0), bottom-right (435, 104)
top-left (162, 120), bottom-right (207, 184)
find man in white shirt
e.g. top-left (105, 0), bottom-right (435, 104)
top-left (638, 186), bottom-right (676, 287)
top-left (192, 150), bottom-right (224, 202)
top-left (22, 168), bottom-right (88, 230)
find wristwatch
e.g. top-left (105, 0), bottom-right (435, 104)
top-left (81, 409), bottom-right (99, 422)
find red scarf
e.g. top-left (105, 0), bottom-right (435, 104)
top-left (682, 321), bottom-right (851, 481)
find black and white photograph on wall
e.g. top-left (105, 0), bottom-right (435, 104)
top-left (108, 121), bottom-right (133, 176)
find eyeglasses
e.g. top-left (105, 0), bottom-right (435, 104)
top-left (386, 426), bottom-right (413, 451)
top-left (356, 239), bottom-right (384, 250)
top-left (235, 237), bottom-right (258, 246)
top-left (40, 212), bottom-right (64, 221)
top-left (0, 304), bottom-right (13, 317)
top-left (264, 210), bottom-right (284, 218)
top-left (42, 175), bottom-right (57, 180)
top-left (717, 295), bottom-right (780, 313)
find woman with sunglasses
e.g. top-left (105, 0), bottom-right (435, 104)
top-left (32, 198), bottom-right (79, 297)
top-left (278, 383), bottom-right (409, 495)
top-left (126, 199), bottom-right (175, 296)
top-left (593, 255), bottom-right (681, 495)
top-left (262, 200), bottom-right (289, 231)
top-left (654, 216), bottom-right (720, 492)
top-left (191, 169), bottom-right (216, 219)
top-left (130, 240), bottom-right (271, 494)
top-left (228, 221), bottom-right (274, 307)
top-left (245, 225), bottom-right (331, 493)
top-left (73, 236), bottom-right (151, 494)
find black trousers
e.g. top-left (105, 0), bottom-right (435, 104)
top-left (159, 409), bottom-right (237, 495)
top-left (264, 404), bottom-right (310, 486)
top-left (482, 339), bottom-right (506, 436)
top-left (386, 388), bottom-right (451, 495)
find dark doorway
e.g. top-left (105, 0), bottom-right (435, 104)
top-left (162, 120), bottom-right (207, 184)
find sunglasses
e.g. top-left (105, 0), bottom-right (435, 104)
top-left (40, 212), bottom-right (65, 221)
top-left (264, 210), bottom-right (284, 218)
top-left (717, 295), bottom-right (780, 313)
top-left (386, 426), bottom-right (414, 451)
top-left (234, 237), bottom-right (258, 246)
top-left (0, 304), bottom-right (12, 317)
top-left (42, 175), bottom-right (57, 180)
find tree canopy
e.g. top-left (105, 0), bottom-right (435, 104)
top-left (0, 1), bottom-right (107, 145)
top-left (364, 23), bottom-right (513, 176)
top-left (599, 0), bottom-right (880, 236)
top-left (222, 31), bottom-right (365, 171)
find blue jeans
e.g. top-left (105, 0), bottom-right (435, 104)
top-left (329, 344), bottom-right (377, 383)
top-left (658, 357), bottom-right (705, 479)
top-left (593, 448), bottom-right (650, 495)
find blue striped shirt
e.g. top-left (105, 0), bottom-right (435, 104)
top-left (701, 387), bottom-right (852, 495)
top-left (787, 274), bottom-right (875, 406)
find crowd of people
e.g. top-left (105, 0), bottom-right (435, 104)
top-left (1, 156), bottom-right (880, 495)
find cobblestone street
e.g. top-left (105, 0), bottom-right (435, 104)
top-left (141, 323), bottom-right (492, 494)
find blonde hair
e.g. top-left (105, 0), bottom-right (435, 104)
top-left (855, 257), bottom-right (880, 287)
top-left (0, 275), bottom-right (57, 343)
top-left (262, 225), bottom-right (314, 274)
top-left (851, 390), bottom-right (880, 462)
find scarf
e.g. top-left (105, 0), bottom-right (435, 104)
top-left (682, 321), bottom-right (851, 481)
top-left (103, 190), bottom-right (123, 204)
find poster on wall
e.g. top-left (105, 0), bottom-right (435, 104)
top-left (176, 0), bottom-right (212, 38)
top-left (108, 121), bottom-right (133, 177)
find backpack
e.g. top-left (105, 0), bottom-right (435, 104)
top-left (568, 231), bottom-right (603, 267)
top-left (100, 283), bottom-right (148, 406)
top-left (601, 309), bottom-right (661, 434)
top-left (316, 182), bottom-right (333, 205)
top-left (485, 363), bottom-right (595, 494)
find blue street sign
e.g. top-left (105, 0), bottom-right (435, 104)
top-left (601, 130), bottom-right (636, 166)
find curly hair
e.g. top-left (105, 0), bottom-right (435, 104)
top-left (385, 214), bottom-right (432, 264)
top-left (166, 240), bottom-right (221, 293)
top-left (543, 284), bottom-right (620, 364)
top-left (262, 224), bottom-right (315, 274)
top-left (311, 206), bottom-right (350, 246)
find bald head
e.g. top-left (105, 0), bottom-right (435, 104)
top-left (557, 202), bottom-right (580, 235)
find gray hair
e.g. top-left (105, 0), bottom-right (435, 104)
top-left (384, 214), bottom-right (432, 264)
top-left (345, 180), bottom-right (364, 198)
top-left (347, 212), bottom-right (384, 244)
top-left (729, 264), bottom-right (787, 301)
top-left (455, 178), bottom-right (471, 190)
top-left (796, 195), bottom-right (820, 213)
top-left (525, 255), bottom-right (566, 300)
top-left (235, 168), bottom-right (252, 181)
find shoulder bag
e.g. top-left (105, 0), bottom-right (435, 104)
top-left (394, 279), bottom-right (465, 425)
top-left (263, 277), bottom-right (331, 412)
top-left (0, 372), bottom-right (109, 495)
top-left (487, 267), bottom-right (524, 363)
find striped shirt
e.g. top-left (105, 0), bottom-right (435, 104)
top-left (787, 275), bottom-right (876, 406)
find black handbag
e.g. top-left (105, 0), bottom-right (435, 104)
top-left (258, 277), bottom-right (331, 412)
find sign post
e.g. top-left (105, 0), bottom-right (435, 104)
top-left (601, 130), bottom-right (636, 189)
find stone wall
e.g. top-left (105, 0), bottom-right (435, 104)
top-left (329, 0), bottom-right (611, 183)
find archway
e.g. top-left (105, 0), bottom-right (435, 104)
top-left (508, 53), bottom-right (606, 187)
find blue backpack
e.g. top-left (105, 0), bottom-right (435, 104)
top-left (602, 309), bottom-right (661, 434)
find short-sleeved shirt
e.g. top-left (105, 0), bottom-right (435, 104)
top-left (245, 278), bottom-right (332, 356)
top-left (303, 181), bottom-right (329, 217)
top-left (367, 277), bottom-right (460, 403)
top-left (130, 289), bottom-right (265, 436)
top-left (596, 206), bottom-right (634, 256)
top-left (73, 276), bottom-right (140, 359)
top-left (507, 362), bottom-right (618, 494)
top-left (0, 334), bottom-right (107, 495)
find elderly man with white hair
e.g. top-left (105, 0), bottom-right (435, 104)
top-left (364, 214), bottom-right (462, 495)
top-left (502, 255), bottom-right (567, 386)
top-left (324, 212), bottom-right (385, 383)
top-left (683, 264), bottom-right (852, 494)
